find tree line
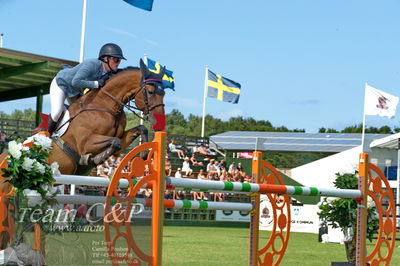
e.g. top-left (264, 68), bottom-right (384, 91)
top-left (1, 108), bottom-right (398, 137)
top-left (2, 108), bottom-right (398, 168)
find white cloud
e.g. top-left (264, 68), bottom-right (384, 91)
top-left (105, 27), bottom-right (138, 38)
top-left (216, 109), bottom-right (244, 120)
top-left (105, 27), bottom-right (158, 46)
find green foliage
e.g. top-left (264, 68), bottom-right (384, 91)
top-left (318, 171), bottom-right (379, 242)
top-left (0, 108), bottom-right (36, 121)
top-left (319, 127), bottom-right (339, 133)
top-left (2, 108), bottom-right (398, 136)
top-left (162, 109), bottom-right (305, 136)
top-left (341, 124), bottom-right (395, 134)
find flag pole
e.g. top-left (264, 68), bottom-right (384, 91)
top-left (201, 65), bottom-right (208, 137)
top-left (79, 0), bottom-right (88, 63)
top-left (361, 82), bottom-right (367, 152)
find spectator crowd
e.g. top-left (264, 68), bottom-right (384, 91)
top-left (86, 139), bottom-right (251, 203)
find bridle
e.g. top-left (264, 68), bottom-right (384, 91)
top-left (141, 78), bottom-right (166, 112)
top-left (101, 77), bottom-right (165, 120)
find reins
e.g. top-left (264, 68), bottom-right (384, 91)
top-left (56, 72), bottom-right (166, 135)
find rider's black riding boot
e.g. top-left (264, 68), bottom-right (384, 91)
top-left (48, 116), bottom-right (57, 135)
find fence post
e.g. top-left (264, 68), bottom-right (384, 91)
top-left (249, 151), bottom-right (262, 266)
top-left (356, 153), bottom-right (368, 265)
top-left (152, 131), bottom-right (166, 266)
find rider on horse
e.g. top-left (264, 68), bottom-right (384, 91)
top-left (48, 43), bottom-right (126, 134)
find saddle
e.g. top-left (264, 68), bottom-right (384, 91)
top-left (36, 101), bottom-right (92, 173)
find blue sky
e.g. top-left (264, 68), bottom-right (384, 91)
top-left (1, 0), bottom-right (400, 133)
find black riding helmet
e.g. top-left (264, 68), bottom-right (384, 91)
top-left (98, 43), bottom-right (126, 60)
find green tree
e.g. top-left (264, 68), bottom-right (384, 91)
top-left (318, 171), bottom-right (379, 263)
top-left (341, 124), bottom-right (362, 133)
top-left (377, 125), bottom-right (392, 134)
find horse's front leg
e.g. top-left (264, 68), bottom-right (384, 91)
top-left (79, 134), bottom-right (121, 165)
top-left (115, 125), bottom-right (148, 156)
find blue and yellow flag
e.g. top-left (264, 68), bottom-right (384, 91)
top-left (207, 69), bottom-right (241, 104)
top-left (146, 57), bottom-right (175, 90)
top-left (123, 0), bottom-right (154, 11)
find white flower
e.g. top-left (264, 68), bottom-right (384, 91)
top-left (23, 136), bottom-right (34, 144)
top-left (23, 189), bottom-right (42, 206)
top-left (39, 184), bottom-right (56, 195)
top-left (36, 162), bottom-right (46, 174)
top-left (22, 157), bottom-right (35, 171)
top-left (367, 196), bottom-right (376, 208)
top-left (8, 141), bottom-right (23, 159)
top-left (50, 162), bottom-right (61, 177)
top-left (23, 189), bottom-right (40, 197)
top-left (24, 134), bottom-right (52, 151)
top-left (34, 134), bottom-right (52, 151)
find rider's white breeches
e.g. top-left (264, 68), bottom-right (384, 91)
top-left (49, 78), bottom-right (66, 121)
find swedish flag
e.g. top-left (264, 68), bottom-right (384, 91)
top-left (146, 58), bottom-right (175, 90)
top-left (207, 69), bottom-right (241, 104)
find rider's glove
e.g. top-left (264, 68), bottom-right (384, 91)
top-left (97, 73), bottom-right (110, 88)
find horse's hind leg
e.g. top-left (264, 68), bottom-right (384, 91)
top-left (79, 135), bottom-right (121, 165)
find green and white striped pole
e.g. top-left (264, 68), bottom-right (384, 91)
top-left (166, 177), bottom-right (362, 199)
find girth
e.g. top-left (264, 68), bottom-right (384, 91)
top-left (52, 135), bottom-right (80, 166)
top-left (52, 135), bottom-right (94, 175)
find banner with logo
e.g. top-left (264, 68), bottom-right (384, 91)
top-left (216, 210), bottom-right (251, 222)
top-left (238, 152), bottom-right (253, 159)
top-left (259, 195), bottom-right (320, 233)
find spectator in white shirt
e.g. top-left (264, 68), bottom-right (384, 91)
top-left (175, 168), bottom-right (182, 178)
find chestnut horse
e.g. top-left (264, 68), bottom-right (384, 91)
top-left (49, 59), bottom-right (166, 175)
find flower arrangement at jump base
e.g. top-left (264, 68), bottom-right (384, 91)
top-left (318, 171), bottom-right (379, 264)
top-left (3, 133), bottom-right (59, 196)
top-left (0, 132), bottom-right (60, 266)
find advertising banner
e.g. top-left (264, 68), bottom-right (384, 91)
top-left (216, 210), bottom-right (251, 222)
top-left (259, 195), bottom-right (320, 233)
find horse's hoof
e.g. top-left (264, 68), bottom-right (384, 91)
top-left (79, 153), bottom-right (92, 165)
top-left (111, 138), bottom-right (121, 150)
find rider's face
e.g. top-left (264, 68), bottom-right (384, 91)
top-left (105, 56), bottom-right (121, 71)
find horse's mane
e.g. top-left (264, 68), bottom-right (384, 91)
top-left (81, 66), bottom-right (141, 105)
top-left (116, 66), bottom-right (140, 72)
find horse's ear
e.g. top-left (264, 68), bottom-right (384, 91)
top-left (140, 58), bottom-right (151, 78)
top-left (158, 66), bottom-right (166, 80)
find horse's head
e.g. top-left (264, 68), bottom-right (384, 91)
top-left (134, 59), bottom-right (166, 130)
top-left (99, 60), bottom-right (166, 130)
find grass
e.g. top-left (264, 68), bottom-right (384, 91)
top-left (22, 225), bottom-right (399, 265)
top-left (162, 226), bottom-right (400, 266)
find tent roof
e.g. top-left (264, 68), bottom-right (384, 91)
top-left (210, 131), bottom-right (391, 153)
top-left (0, 48), bottom-right (78, 102)
top-left (369, 132), bottom-right (400, 150)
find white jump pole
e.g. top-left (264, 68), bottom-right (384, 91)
top-left (166, 177), bottom-right (362, 199)
top-left (32, 195), bottom-right (254, 212)
top-left (56, 175), bottom-right (130, 188)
